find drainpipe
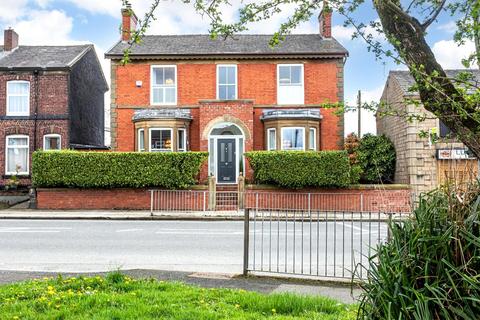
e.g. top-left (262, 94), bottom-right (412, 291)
top-left (33, 69), bottom-right (39, 151)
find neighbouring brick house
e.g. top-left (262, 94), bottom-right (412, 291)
top-left (0, 29), bottom-right (108, 187)
top-left (377, 70), bottom-right (479, 195)
top-left (106, 5), bottom-right (348, 184)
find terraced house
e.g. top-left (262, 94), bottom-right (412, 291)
top-left (0, 29), bottom-right (108, 186)
top-left (106, 6), bottom-right (348, 184)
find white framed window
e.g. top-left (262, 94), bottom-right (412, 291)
top-left (309, 128), bottom-right (317, 150)
top-left (43, 134), bottom-right (61, 150)
top-left (281, 127), bottom-right (305, 151)
top-left (6, 135), bottom-right (29, 175)
top-left (177, 128), bottom-right (187, 152)
top-left (277, 64), bottom-right (304, 105)
top-left (267, 128), bottom-right (276, 151)
top-left (6, 81), bottom-right (30, 116)
top-left (217, 65), bottom-right (237, 100)
top-left (138, 129), bottom-right (145, 152)
top-left (149, 128), bottom-right (173, 152)
top-left (151, 65), bottom-right (177, 105)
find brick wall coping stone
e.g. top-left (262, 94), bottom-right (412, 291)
top-left (246, 184), bottom-right (410, 191)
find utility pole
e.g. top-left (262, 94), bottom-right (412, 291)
top-left (357, 90), bottom-right (362, 137)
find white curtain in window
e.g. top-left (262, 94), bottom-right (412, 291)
top-left (7, 82), bottom-right (30, 115)
top-left (6, 137), bottom-right (28, 173)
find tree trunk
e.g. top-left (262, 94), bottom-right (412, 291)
top-left (373, 0), bottom-right (480, 158)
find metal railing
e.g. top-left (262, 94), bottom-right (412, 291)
top-left (150, 190), bottom-right (208, 212)
top-left (243, 192), bottom-right (412, 280)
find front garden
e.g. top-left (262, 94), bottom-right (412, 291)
top-left (0, 272), bottom-right (357, 319)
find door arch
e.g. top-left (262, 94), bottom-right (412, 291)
top-left (208, 122), bottom-right (245, 184)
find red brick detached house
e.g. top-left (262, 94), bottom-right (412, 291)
top-left (0, 29), bottom-right (108, 186)
top-left (106, 6), bottom-right (348, 184)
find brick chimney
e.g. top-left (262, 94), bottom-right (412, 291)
top-left (4, 28), bottom-right (19, 51)
top-left (121, 4), bottom-right (138, 42)
top-left (318, 5), bottom-right (332, 39)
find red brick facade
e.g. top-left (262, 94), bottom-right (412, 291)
top-left (111, 60), bottom-right (345, 183)
top-left (0, 72), bottom-right (70, 186)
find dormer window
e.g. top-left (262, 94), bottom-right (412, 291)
top-left (6, 80), bottom-right (30, 116)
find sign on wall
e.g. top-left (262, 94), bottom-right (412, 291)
top-left (436, 148), bottom-right (476, 160)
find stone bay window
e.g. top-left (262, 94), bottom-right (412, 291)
top-left (261, 109), bottom-right (322, 151)
top-left (133, 109), bottom-right (192, 152)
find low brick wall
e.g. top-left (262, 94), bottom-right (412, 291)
top-left (35, 185), bottom-right (411, 212)
top-left (36, 188), bottom-right (151, 210)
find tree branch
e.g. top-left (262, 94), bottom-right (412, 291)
top-left (421, 0), bottom-right (446, 30)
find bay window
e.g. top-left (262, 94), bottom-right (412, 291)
top-left (281, 127), bottom-right (305, 150)
top-left (7, 81), bottom-right (30, 116)
top-left (149, 128), bottom-right (173, 152)
top-left (309, 128), bottom-right (317, 150)
top-left (177, 129), bottom-right (186, 152)
top-left (6, 135), bottom-right (29, 175)
top-left (277, 65), bottom-right (304, 105)
top-left (217, 65), bottom-right (237, 100)
top-left (151, 65), bottom-right (177, 105)
top-left (267, 128), bottom-right (276, 151)
top-left (138, 129), bottom-right (145, 152)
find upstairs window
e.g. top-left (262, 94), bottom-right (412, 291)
top-left (217, 65), bottom-right (237, 100)
top-left (7, 81), bottom-right (30, 116)
top-left (151, 66), bottom-right (177, 105)
top-left (149, 128), bottom-right (173, 152)
top-left (6, 135), bottom-right (29, 175)
top-left (281, 127), bottom-right (305, 151)
top-left (277, 65), bottom-right (304, 105)
top-left (43, 134), bottom-right (61, 150)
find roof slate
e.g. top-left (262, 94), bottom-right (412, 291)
top-left (390, 69), bottom-right (480, 96)
top-left (0, 45), bottom-right (92, 69)
top-left (105, 34), bottom-right (348, 59)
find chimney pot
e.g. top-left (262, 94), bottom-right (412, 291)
top-left (4, 28), bottom-right (19, 51)
top-left (121, 6), bottom-right (138, 42)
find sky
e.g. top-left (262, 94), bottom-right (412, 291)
top-left (0, 0), bottom-right (474, 143)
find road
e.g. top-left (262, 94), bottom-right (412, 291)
top-left (0, 219), bottom-right (388, 276)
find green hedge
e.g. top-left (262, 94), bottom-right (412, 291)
top-left (32, 151), bottom-right (208, 189)
top-left (245, 151), bottom-right (351, 189)
top-left (356, 134), bottom-right (396, 184)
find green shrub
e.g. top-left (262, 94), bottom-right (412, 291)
top-left (356, 134), bottom-right (396, 183)
top-left (32, 151), bottom-right (208, 189)
top-left (358, 186), bottom-right (480, 319)
top-left (245, 151), bottom-right (351, 189)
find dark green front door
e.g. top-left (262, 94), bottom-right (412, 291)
top-left (217, 138), bottom-right (236, 183)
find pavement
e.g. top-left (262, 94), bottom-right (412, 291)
top-left (0, 269), bottom-right (361, 304)
top-left (0, 209), bottom-right (244, 220)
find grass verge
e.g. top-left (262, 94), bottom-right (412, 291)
top-left (0, 272), bottom-right (357, 319)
